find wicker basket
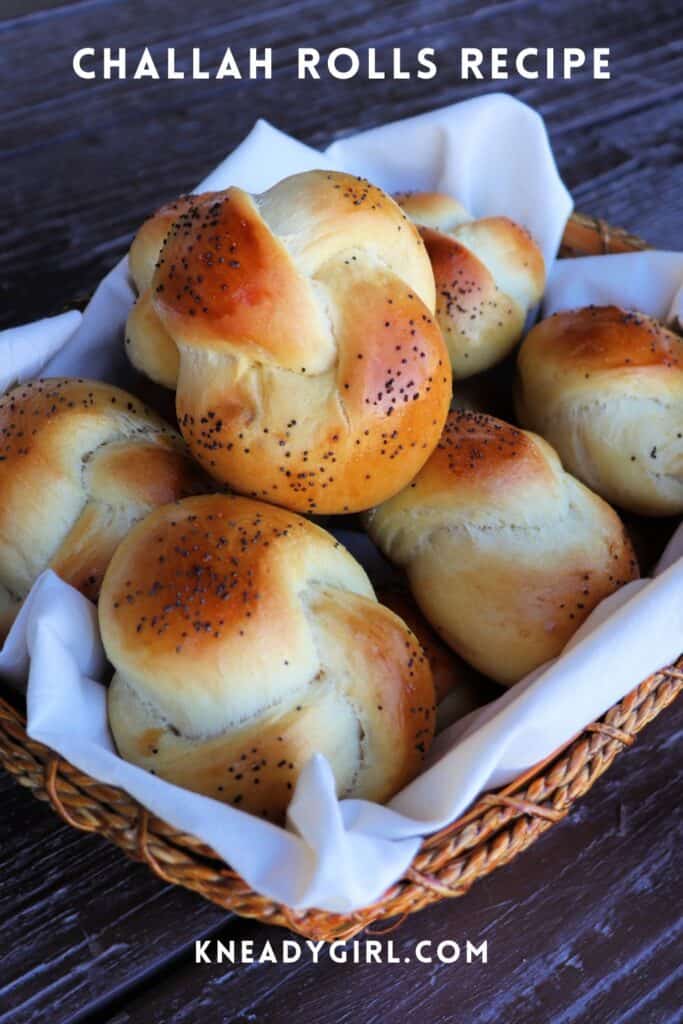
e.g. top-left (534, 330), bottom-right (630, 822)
top-left (0, 213), bottom-right (680, 942)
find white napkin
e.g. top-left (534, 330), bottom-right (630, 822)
top-left (545, 249), bottom-right (683, 325)
top-left (1, 529), bottom-right (681, 912)
top-left (0, 311), bottom-right (82, 393)
top-left (2, 95), bottom-right (681, 914)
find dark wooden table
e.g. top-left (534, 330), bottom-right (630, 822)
top-left (2, 2), bottom-right (682, 1022)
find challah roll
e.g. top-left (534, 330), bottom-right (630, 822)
top-left (516, 305), bottom-right (683, 516)
top-left (100, 495), bottom-right (435, 819)
top-left (397, 192), bottom-right (545, 379)
top-left (125, 171), bottom-right (452, 515)
top-left (0, 378), bottom-right (204, 638)
top-left (366, 410), bottom-right (638, 686)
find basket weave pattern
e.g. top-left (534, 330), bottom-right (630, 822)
top-left (0, 212), bottom-right (680, 941)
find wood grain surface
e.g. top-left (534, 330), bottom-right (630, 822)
top-left (1, 1), bottom-right (682, 1022)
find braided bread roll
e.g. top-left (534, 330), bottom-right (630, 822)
top-left (100, 495), bottom-right (435, 819)
top-left (125, 171), bottom-right (451, 515)
top-left (0, 378), bottom-right (204, 637)
top-left (397, 192), bottom-right (545, 379)
top-left (516, 306), bottom-right (683, 516)
top-left (365, 411), bottom-right (639, 686)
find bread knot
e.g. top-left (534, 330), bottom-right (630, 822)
top-left (100, 494), bottom-right (435, 819)
top-left (397, 192), bottom-right (545, 379)
top-left (126, 171), bottom-right (452, 514)
top-left (366, 410), bottom-right (638, 685)
top-left (0, 378), bottom-right (203, 636)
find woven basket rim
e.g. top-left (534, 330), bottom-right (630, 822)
top-left (1, 208), bottom-right (679, 943)
top-left (1, 658), bottom-right (680, 940)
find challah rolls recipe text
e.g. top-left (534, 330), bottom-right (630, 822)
top-left (72, 46), bottom-right (611, 83)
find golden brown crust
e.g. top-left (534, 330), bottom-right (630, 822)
top-left (0, 378), bottom-right (204, 635)
top-left (394, 192), bottom-right (470, 232)
top-left (453, 217), bottom-right (545, 300)
top-left (398, 193), bottom-right (546, 379)
top-left (403, 408), bottom-right (558, 509)
top-left (153, 188), bottom-right (334, 372)
top-left (175, 263), bottom-right (451, 513)
top-left (520, 305), bottom-right (680, 372)
top-left (366, 411), bottom-right (639, 686)
top-left (126, 171), bottom-right (451, 514)
top-left (420, 225), bottom-right (525, 379)
top-left (128, 194), bottom-right (206, 293)
top-left (516, 306), bottom-right (683, 516)
top-left (101, 495), bottom-right (434, 819)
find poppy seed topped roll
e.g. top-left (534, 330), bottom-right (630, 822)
top-left (516, 305), bottom-right (683, 516)
top-left (366, 410), bottom-right (639, 686)
top-left (397, 192), bottom-right (545, 379)
top-left (125, 171), bottom-right (452, 514)
top-left (100, 495), bottom-right (435, 820)
top-left (0, 378), bottom-right (204, 638)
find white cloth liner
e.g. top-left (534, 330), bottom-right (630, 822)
top-left (544, 249), bottom-right (683, 324)
top-left (0, 310), bottom-right (82, 394)
top-left (1, 93), bottom-right (681, 913)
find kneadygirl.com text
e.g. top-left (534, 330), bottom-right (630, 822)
top-left (195, 938), bottom-right (488, 965)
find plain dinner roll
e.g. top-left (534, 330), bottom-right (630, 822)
top-left (100, 495), bottom-right (435, 820)
top-left (366, 410), bottom-right (638, 686)
top-left (397, 192), bottom-right (545, 379)
top-left (125, 171), bottom-right (451, 514)
top-left (516, 305), bottom-right (683, 516)
top-left (0, 378), bottom-right (203, 638)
